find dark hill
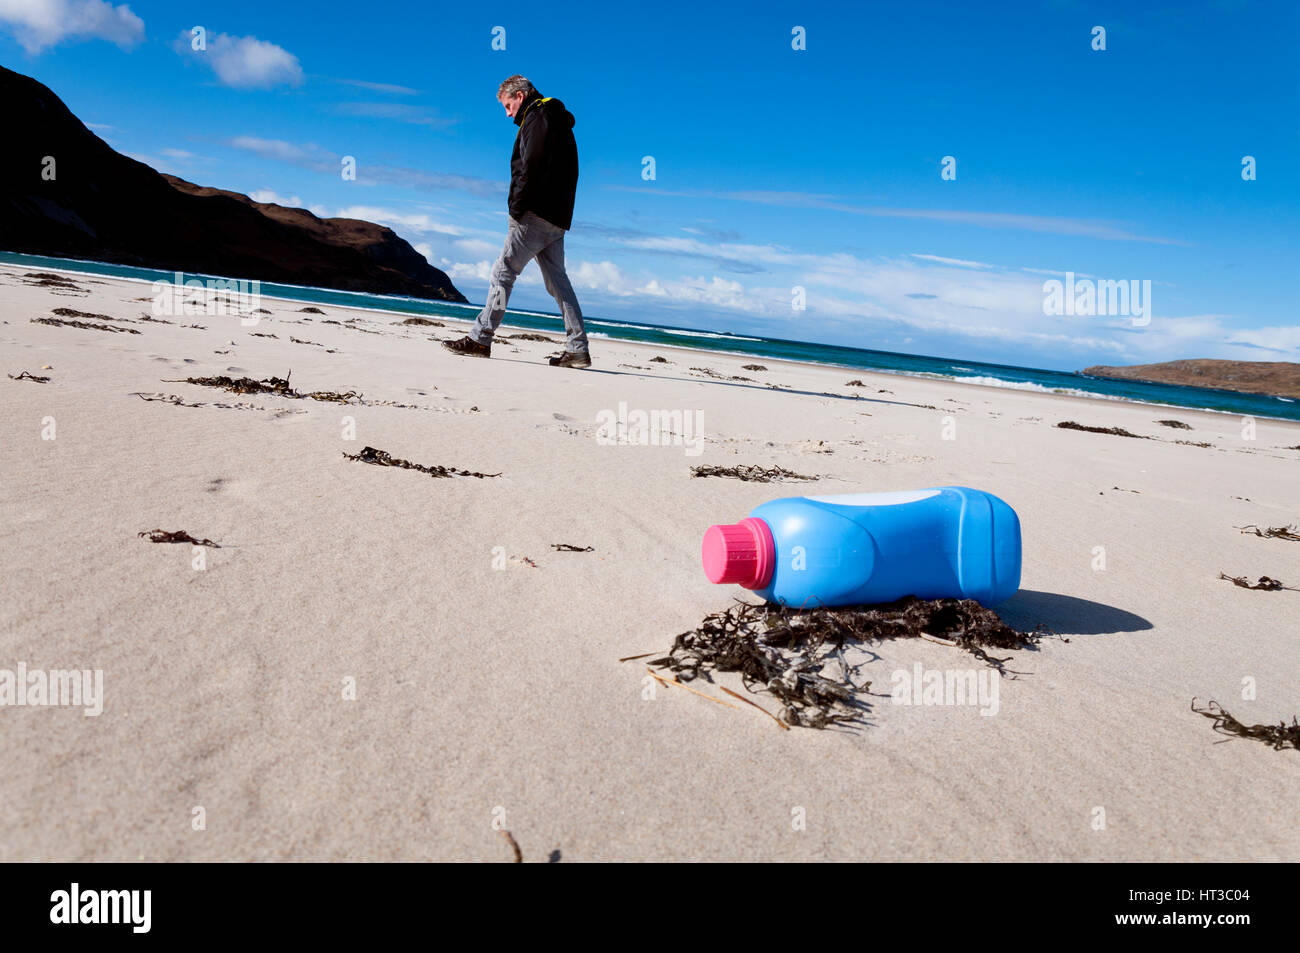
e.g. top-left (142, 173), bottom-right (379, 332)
top-left (0, 65), bottom-right (466, 303)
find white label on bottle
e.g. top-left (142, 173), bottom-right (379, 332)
top-left (803, 489), bottom-right (941, 507)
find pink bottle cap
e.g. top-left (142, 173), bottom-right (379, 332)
top-left (701, 517), bottom-right (775, 589)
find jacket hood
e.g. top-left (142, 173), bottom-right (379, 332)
top-left (514, 93), bottom-right (575, 128)
top-left (546, 98), bottom-right (575, 128)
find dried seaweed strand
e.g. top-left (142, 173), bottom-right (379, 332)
top-left (32, 316), bottom-right (139, 334)
top-left (342, 445), bottom-right (501, 479)
top-left (1218, 572), bottom-right (1298, 591)
top-left (1234, 524), bottom-right (1300, 542)
top-left (139, 529), bottom-right (220, 547)
top-left (1056, 421), bottom-right (1148, 438)
top-left (690, 464), bottom-right (818, 483)
top-left (690, 366), bottom-right (753, 382)
top-left (499, 830), bottom-right (523, 863)
top-left (1191, 698), bottom-right (1300, 751)
top-left (718, 685), bottom-right (790, 731)
top-left (162, 371), bottom-right (360, 404)
top-left (131, 392), bottom-right (203, 407)
top-left (646, 668), bottom-right (739, 709)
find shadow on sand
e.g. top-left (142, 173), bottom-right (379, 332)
top-left (995, 589), bottom-right (1152, 636)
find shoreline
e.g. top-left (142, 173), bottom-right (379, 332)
top-left (3, 258), bottom-right (1294, 424)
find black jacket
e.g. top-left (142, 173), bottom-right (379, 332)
top-left (509, 92), bottom-right (578, 231)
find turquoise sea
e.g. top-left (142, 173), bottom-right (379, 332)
top-left (4, 249), bottom-right (1297, 423)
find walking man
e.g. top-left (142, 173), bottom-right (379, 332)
top-left (443, 75), bottom-right (591, 368)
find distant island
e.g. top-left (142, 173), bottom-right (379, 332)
top-left (0, 65), bottom-right (466, 303)
top-left (1082, 359), bottom-right (1300, 400)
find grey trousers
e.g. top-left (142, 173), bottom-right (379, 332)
top-left (470, 210), bottom-right (589, 353)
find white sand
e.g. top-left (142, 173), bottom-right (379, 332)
top-left (1, 261), bottom-right (1297, 862)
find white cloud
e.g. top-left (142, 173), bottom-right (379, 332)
top-left (223, 135), bottom-right (503, 198)
top-left (338, 78), bottom-right (419, 95)
top-left (453, 238), bottom-right (499, 257)
top-left (228, 136), bottom-right (319, 164)
top-left (909, 253), bottom-right (996, 269)
top-left (332, 205), bottom-right (460, 236)
top-left (570, 260), bottom-right (633, 294)
top-left (607, 185), bottom-right (1187, 245)
top-left (0, 0), bottom-right (143, 53)
top-left (1219, 324), bottom-right (1300, 354)
top-left (440, 259), bottom-right (493, 282)
top-left (176, 30), bottom-right (303, 89)
top-left (566, 259), bottom-right (760, 310)
top-left (337, 102), bottom-right (453, 128)
top-left (611, 234), bottom-right (799, 267)
top-left (437, 257), bottom-right (545, 288)
top-left (249, 188), bottom-right (303, 208)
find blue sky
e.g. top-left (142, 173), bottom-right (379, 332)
top-left (2, 0), bottom-right (1297, 371)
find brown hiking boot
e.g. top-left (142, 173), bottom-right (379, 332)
top-left (547, 349), bottom-right (591, 369)
top-left (442, 334), bottom-right (491, 358)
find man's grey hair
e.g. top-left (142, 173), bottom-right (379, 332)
top-left (497, 74), bottom-right (536, 101)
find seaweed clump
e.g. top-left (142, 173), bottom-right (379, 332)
top-left (22, 272), bottom-right (84, 290)
top-left (1056, 421), bottom-right (1148, 438)
top-left (1218, 572), bottom-right (1298, 591)
top-left (32, 316), bottom-right (139, 334)
top-left (342, 445), bottom-right (501, 479)
top-left (51, 307), bottom-right (113, 320)
top-left (1235, 524), bottom-right (1300, 542)
top-left (502, 332), bottom-right (556, 342)
top-left (691, 366), bottom-right (753, 382)
top-left (690, 464), bottom-right (817, 482)
top-left (1191, 699), bottom-right (1300, 751)
top-left (648, 597), bottom-right (1058, 729)
top-left (162, 371), bottom-right (359, 403)
top-left (139, 529), bottom-right (219, 547)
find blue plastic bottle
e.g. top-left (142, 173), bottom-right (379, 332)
top-left (700, 487), bottom-right (1021, 608)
